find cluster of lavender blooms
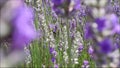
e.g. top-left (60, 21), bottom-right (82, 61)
top-left (0, 0), bottom-right (120, 67)
top-left (51, 0), bottom-right (120, 67)
top-left (84, 0), bottom-right (120, 67)
top-left (29, 0), bottom-right (120, 67)
top-left (0, 0), bottom-right (36, 67)
top-left (51, 0), bottom-right (85, 67)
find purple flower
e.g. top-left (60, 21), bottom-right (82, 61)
top-left (82, 60), bottom-right (89, 68)
top-left (84, 23), bottom-right (93, 39)
top-left (49, 47), bottom-right (55, 54)
top-left (0, 0), bottom-right (36, 50)
top-left (88, 46), bottom-right (94, 55)
top-left (51, 57), bottom-right (56, 63)
top-left (10, 4), bottom-right (36, 50)
top-left (98, 39), bottom-right (113, 54)
top-left (83, 60), bottom-right (89, 65)
top-left (78, 44), bottom-right (84, 53)
top-left (49, 46), bottom-right (58, 67)
top-left (95, 14), bottom-right (120, 35)
top-left (54, 64), bottom-right (59, 68)
top-left (88, 46), bottom-right (94, 58)
top-left (51, 0), bottom-right (64, 6)
top-left (113, 1), bottom-right (120, 16)
top-left (84, 14), bottom-right (120, 40)
top-left (51, 0), bottom-right (81, 17)
top-left (109, 14), bottom-right (120, 34)
top-left (49, 46), bottom-right (57, 57)
top-left (95, 18), bottom-right (106, 31)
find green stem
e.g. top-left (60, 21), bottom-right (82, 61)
top-left (66, 19), bottom-right (72, 67)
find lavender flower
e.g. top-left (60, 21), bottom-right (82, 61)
top-left (113, 0), bottom-right (120, 16)
top-left (83, 0), bottom-right (120, 67)
top-left (84, 23), bottom-right (93, 39)
top-left (51, 57), bottom-right (56, 63)
top-left (49, 46), bottom-right (58, 67)
top-left (88, 46), bottom-right (94, 58)
top-left (78, 44), bottom-right (84, 53)
top-left (82, 60), bottom-right (89, 68)
top-left (11, 6), bottom-right (36, 50)
top-left (0, 0), bottom-right (36, 50)
top-left (49, 47), bottom-right (57, 56)
top-left (97, 38), bottom-right (113, 54)
top-left (54, 64), bottom-right (59, 68)
top-left (51, 0), bottom-right (81, 17)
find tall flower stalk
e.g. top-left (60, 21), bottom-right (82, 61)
top-left (51, 0), bottom-right (81, 67)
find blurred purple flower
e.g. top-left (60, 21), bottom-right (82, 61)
top-left (49, 46), bottom-right (57, 57)
top-left (54, 64), bottom-right (59, 68)
top-left (98, 39), bottom-right (113, 54)
top-left (51, 0), bottom-right (64, 6)
top-left (84, 23), bottom-right (93, 39)
top-left (88, 46), bottom-right (94, 58)
top-left (78, 44), bottom-right (84, 53)
top-left (49, 47), bottom-right (55, 54)
top-left (82, 60), bottom-right (89, 68)
top-left (51, 0), bottom-right (81, 17)
top-left (49, 46), bottom-right (58, 67)
top-left (95, 18), bottom-right (106, 31)
top-left (0, 0), bottom-right (36, 50)
top-left (85, 14), bottom-right (120, 39)
top-left (88, 46), bottom-right (94, 54)
top-left (95, 14), bottom-right (120, 35)
top-left (113, 1), bottom-right (120, 16)
top-left (83, 60), bottom-right (89, 65)
top-left (51, 57), bottom-right (56, 63)
top-left (10, 3), bottom-right (36, 50)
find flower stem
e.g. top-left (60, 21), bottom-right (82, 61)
top-left (66, 19), bottom-right (72, 67)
